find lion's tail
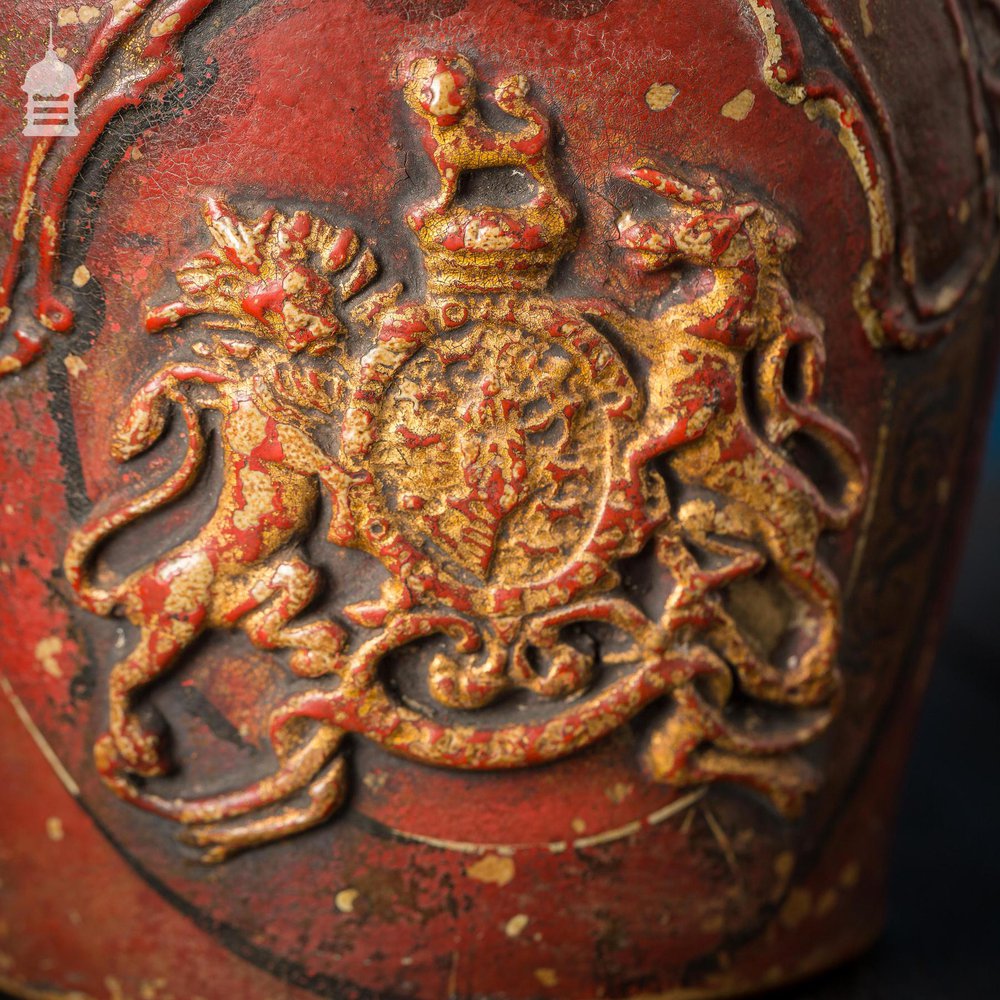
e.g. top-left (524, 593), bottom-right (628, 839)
top-left (64, 394), bottom-right (207, 616)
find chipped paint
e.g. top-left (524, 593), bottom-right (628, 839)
top-left (645, 82), bottom-right (679, 111)
top-left (34, 636), bottom-right (63, 678)
top-left (605, 781), bottom-right (633, 803)
top-left (778, 887), bottom-right (813, 929)
top-left (721, 89), bottom-right (755, 120)
top-left (64, 354), bottom-right (87, 377)
top-left (334, 888), bottom-right (360, 913)
top-left (840, 861), bottom-right (861, 888)
top-left (859, 0), bottom-right (874, 36)
top-left (816, 887), bottom-right (839, 916)
top-left (465, 854), bottom-right (516, 887)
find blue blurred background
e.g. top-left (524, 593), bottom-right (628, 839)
top-left (988, 388), bottom-right (1000, 473)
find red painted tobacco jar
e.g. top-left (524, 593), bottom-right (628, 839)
top-left (1, 1), bottom-right (998, 998)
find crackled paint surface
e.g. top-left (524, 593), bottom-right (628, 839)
top-left (63, 55), bottom-right (867, 863)
top-left (0, 2), bottom-right (999, 1000)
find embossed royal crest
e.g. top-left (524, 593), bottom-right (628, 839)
top-left (63, 54), bottom-right (866, 861)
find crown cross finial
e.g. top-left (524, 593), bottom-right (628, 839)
top-left (403, 54), bottom-right (576, 294)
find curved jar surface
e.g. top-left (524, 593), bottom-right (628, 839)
top-left (0, 1), bottom-right (998, 998)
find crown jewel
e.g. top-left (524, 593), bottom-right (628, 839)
top-left (403, 55), bottom-right (577, 294)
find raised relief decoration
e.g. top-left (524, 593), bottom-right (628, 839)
top-left (64, 55), bottom-right (866, 861)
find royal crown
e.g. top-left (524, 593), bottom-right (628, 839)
top-left (403, 55), bottom-right (577, 294)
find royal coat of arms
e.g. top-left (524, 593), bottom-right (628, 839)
top-left (62, 54), bottom-right (865, 862)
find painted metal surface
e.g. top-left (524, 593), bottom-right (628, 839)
top-left (0, 1), bottom-right (998, 997)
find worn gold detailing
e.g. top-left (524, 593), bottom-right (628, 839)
top-left (66, 55), bottom-right (866, 861)
top-left (746, 0), bottom-right (1000, 348)
top-left (402, 55), bottom-right (576, 293)
top-left (0, 0), bottom-right (221, 376)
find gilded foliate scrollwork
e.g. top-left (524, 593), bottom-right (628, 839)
top-left (65, 55), bottom-right (866, 861)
